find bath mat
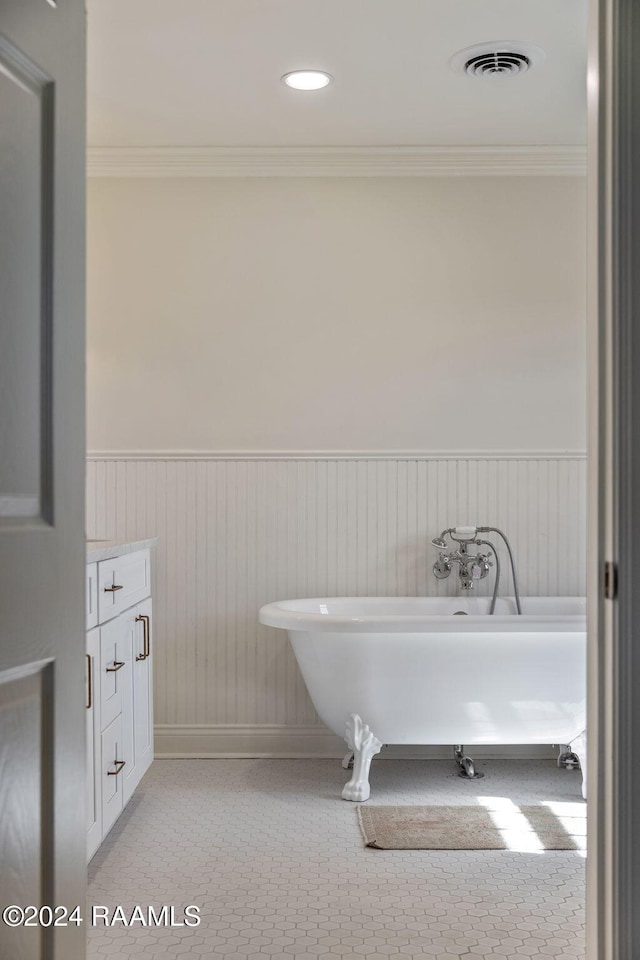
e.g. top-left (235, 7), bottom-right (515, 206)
top-left (357, 803), bottom-right (586, 851)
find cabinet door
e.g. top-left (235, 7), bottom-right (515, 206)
top-left (121, 600), bottom-right (154, 803)
top-left (101, 714), bottom-right (125, 838)
top-left (86, 628), bottom-right (102, 861)
top-left (134, 598), bottom-right (154, 779)
top-left (120, 608), bottom-right (138, 805)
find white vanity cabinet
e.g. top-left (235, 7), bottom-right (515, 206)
top-left (85, 540), bottom-right (156, 861)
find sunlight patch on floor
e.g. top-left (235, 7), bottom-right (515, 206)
top-left (479, 795), bottom-right (587, 856)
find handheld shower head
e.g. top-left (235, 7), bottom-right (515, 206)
top-left (431, 529), bottom-right (451, 549)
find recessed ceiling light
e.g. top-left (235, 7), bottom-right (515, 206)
top-left (281, 70), bottom-right (333, 91)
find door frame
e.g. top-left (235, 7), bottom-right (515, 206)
top-left (587, 0), bottom-right (640, 956)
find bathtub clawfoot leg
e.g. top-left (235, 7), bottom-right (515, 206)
top-left (454, 744), bottom-right (484, 780)
top-left (569, 730), bottom-right (587, 800)
top-left (342, 714), bottom-right (382, 802)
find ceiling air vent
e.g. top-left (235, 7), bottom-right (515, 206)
top-left (451, 42), bottom-right (545, 79)
top-left (465, 51), bottom-right (529, 77)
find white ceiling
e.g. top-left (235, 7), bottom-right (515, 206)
top-left (87, 0), bottom-right (587, 148)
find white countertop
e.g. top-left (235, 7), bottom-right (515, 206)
top-left (86, 537), bottom-right (158, 563)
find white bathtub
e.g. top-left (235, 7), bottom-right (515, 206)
top-left (259, 596), bottom-right (587, 801)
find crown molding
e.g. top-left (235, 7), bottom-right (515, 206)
top-left (86, 145), bottom-right (587, 179)
top-left (86, 449), bottom-right (588, 461)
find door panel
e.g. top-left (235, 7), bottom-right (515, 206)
top-left (0, 35), bottom-right (54, 522)
top-left (0, 2), bottom-right (86, 958)
top-left (0, 663), bottom-right (53, 960)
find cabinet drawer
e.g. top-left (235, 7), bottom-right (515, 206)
top-left (98, 549), bottom-right (150, 623)
top-left (100, 615), bottom-right (133, 731)
top-left (86, 563), bottom-right (98, 630)
top-left (101, 715), bottom-right (125, 838)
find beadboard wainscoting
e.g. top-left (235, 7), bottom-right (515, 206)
top-left (86, 453), bottom-right (587, 759)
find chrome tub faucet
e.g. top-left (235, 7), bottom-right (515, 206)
top-left (431, 525), bottom-right (522, 614)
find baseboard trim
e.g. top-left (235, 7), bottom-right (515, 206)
top-left (154, 724), bottom-right (345, 758)
top-left (154, 724), bottom-right (559, 760)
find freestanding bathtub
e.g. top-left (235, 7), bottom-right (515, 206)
top-left (259, 596), bottom-right (587, 801)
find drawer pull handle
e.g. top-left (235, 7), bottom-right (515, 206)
top-left (107, 760), bottom-right (126, 776)
top-left (106, 660), bottom-right (125, 673)
top-left (86, 653), bottom-right (92, 710)
top-left (135, 614), bottom-right (150, 660)
top-left (104, 583), bottom-right (124, 593)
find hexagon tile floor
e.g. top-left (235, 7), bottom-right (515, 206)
top-left (87, 758), bottom-right (585, 960)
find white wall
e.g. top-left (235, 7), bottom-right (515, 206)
top-left (87, 176), bottom-right (586, 454)
top-left (86, 175), bottom-right (587, 757)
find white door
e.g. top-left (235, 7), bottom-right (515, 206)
top-left (0, 2), bottom-right (86, 959)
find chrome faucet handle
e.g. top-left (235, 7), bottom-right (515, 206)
top-left (470, 554), bottom-right (492, 580)
top-left (433, 554), bottom-right (452, 580)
